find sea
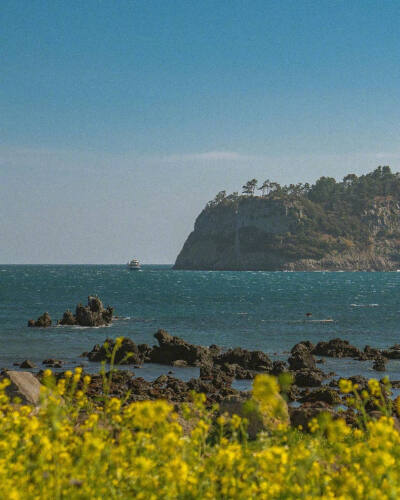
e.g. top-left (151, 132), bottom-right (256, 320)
top-left (1, 265), bottom-right (400, 388)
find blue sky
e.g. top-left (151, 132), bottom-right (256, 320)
top-left (1, 0), bottom-right (400, 263)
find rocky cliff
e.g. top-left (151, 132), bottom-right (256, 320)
top-left (174, 196), bottom-right (400, 271)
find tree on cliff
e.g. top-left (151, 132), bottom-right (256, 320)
top-left (308, 177), bottom-right (337, 204)
top-left (208, 165), bottom-right (400, 215)
top-left (242, 179), bottom-right (258, 196)
top-left (258, 180), bottom-right (270, 196)
top-left (207, 190), bottom-right (227, 208)
top-left (343, 173), bottom-right (358, 188)
top-left (268, 182), bottom-right (282, 195)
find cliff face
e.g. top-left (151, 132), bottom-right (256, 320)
top-left (174, 197), bottom-right (400, 271)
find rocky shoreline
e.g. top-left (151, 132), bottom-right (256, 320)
top-left (13, 329), bottom-right (400, 431)
top-left (19, 295), bottom-right (400, 430)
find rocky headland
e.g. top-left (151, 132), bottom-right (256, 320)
top-left (174, 167), bottom-right (400, 271)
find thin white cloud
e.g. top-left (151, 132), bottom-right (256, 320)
top-left (2, 145), bottom-right (400, 176)
top-left (160, 151), bottom-right (259, 162)
top-left (0, 147), bottom-right (258, 170)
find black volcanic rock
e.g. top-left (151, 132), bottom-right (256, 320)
top-left (382, 345), bottom-right (400, 359)
top-left (270, 360), bottom-right (288, 375)
top-left (85, 330), bottom-right (276, 381)
top-left (58, 296), bottom-right (113, 327)
top-left (20, 360), bottom-right (36, 369)
top-left (83, 368), bottom-right (240, 406)
top-left (372, 357), bottom-right (386, 371)
top-left (290, 402), bottom-right (336, 430)
top-left (299, 387), bottom-right (341, 405)
top-left (149, 329), bottom-right (212, 367)
top-left (58, 310), bottom-right (75, 326)
top-left (87, 338), bottom-right (150, 365)
top-left (362, 345), bottom-right (382, 360)
top-left (312, 338), bottom-right (362, 359)
top-left (214, 347), bottom-right (272, 372)
top-left (200, 364), bottom-right (234, 387)
top-left (42, 359), bottom-right (63, 368)
top-left (293, 369), bottom-right (325, 387)
top-left (288, 343), bottom-right (316, 370)
top-left (28, 312), bottom-right (52, 328)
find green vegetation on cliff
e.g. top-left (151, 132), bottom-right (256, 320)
top-left (175, 167), bottom-right (400, 270)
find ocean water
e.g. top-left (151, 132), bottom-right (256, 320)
top-left (1, 265), bottom-right (400, 385)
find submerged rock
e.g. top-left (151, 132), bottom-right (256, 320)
top-left (27, 312), bottom-right (52, 328)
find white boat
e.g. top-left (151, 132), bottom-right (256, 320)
top-left (127, 258), bottom-right (141, 270)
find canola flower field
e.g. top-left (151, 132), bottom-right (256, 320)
top-left (1, 364), bottom-right (400, 499)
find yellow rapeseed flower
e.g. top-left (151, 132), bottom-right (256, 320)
top-left (339, 379), bottom-right (353, 394)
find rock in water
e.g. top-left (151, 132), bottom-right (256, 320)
top-left (75, 296), bottom-right (113, 326)
top-left (58, 296), bottom-right (114, 327)
top-left (214, 347), bottom-right (272, 372)
top-left (20, 360), bottom-right (36, 369)
top-left (150, 329), bottom-right (212, 366)
top-left (372, 357), bottom-right (386, 371)
top-left (294, 369), bottom-right (325, 387)
top-left (382, 345), bottom-right (400, 359)
top-left (288, 343), bottom-right (316, 370)
top-left (87, 338), bottom-right (151, 365)
top-left (312, 338), bottom-right (362, 359)
top-left (200, 364), bottom-right (234, 387)
top-left (270, 360), bottom-right (288, 375)
top-left (27, 312), bottom-right (52, 328)
top-left (58, 310), bottom-right (76, 326)
top-left (3, 371), bottom-right (42, 405)
top-left (42, 359), bottom-right (63, 368)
